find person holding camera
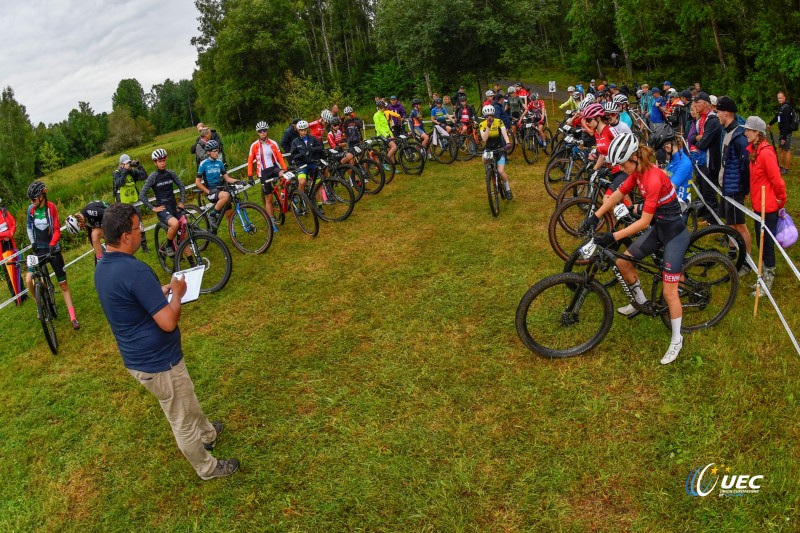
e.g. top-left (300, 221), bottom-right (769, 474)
top-left (113, 154), bottom-right (149, 253)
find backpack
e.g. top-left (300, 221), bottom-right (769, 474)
top-left (790, 107), bottom-right (800, 132)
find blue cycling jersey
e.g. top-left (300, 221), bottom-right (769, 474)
top-left (666, 150), bottom-right (692, 202)
top-left (431, 106), bottom-right (449, 124)
top-left (197, 158), bottom-right (227, 189)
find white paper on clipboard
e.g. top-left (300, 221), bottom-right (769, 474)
top-left (167, 265), bottom-right (205, 303)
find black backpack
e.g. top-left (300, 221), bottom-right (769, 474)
top-left (790, 106), bottom-right (800, 132)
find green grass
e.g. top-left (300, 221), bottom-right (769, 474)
top-left (1, 122), bottom-right (800, 531)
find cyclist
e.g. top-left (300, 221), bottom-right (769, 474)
top-left (113, 154), bottom-right (149, 252)
top-left (342, 107), bottom-right (364, 148)
top-left (518, 92), bottom-right (548, 148)
top-left (373, 100), bottom-right (399, 169)
top-left (560, 89), bottom-right (580, 112)
top-left (281, 119), bottom-right (301, 154)
top-left (247, 121), bottom-right (287, 231)
top-left (580, 133), bottom-right (689, 365)
top-left (604, 101), bottom-right (632, 135)
top-left (482, 90), bottom-right (495, 108)
top-left (326, 117), bottom-right (355, 164)
top-left (649, 126), bottom-right (692, 212)
top-left (308, 110), bottom-right (331, 141)
top-left (196, 140), bottom-right (241, 229)
top-left (0, 197), bottom-right (25, 305)
top-left (408, 99), bottom-right (430, 148)
top-left (387, 96), bottom-right (407, 137)
top-left (515, 83), bottom-right (529, 106)
top-left (614, 94), bottom-right (634, 130)
top-left (65, 200), bottom-right (109, 263)
top-left (24, 181), bottom-right (80, 330)
top-left (430, 98), bottom-right (453, 134)
top-left (140, 149), bottom-right (186, 257)
top-left (479, 105), bottom-right (513, 200)
top-left (290, 120), bottom-right (325, 194)
top-left (455, 94), bottom-right (477, 135)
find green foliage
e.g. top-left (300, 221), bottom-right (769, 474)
top-left (111, 79), bottom-right (148, 119)
top-left (148, 79), bottom-right (198, 134)
top-left (0, 87), bottom-right (36, 205)
top-left (36, 141), bottom-right (62, 175)
top-left (103, 107), bottom-right (155, 154)
top-left (283, 72), bottom-right (347, 123)
top-left (361, 61), bottom-right (418, 101)
top-left (61, 102), bottom-right (108, 163)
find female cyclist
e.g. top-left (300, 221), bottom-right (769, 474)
top-left (479, 105), bottom-right (514, 199)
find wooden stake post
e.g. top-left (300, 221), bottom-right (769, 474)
top-left (754, 185), bottom-right (766, 316)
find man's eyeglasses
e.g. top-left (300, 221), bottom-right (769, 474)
top-left (127, 222), bottom-right (144, 234)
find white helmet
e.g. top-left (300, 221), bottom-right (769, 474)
top-left (567, 86), bottom-right (576, 92)
top-left (256, 121), bottom-right (268, 131)
top-left (578, 99), bottom-right (592, 111)
top-left (151, 148), bottom-right (167, 161)
top-left (485, 90), bottom-right (495, 97)
top-left (343, 106), bottom-right (353, 114)
top-left (602, 102), bottom-right (620, 114)
top-left (607, 133), bottom-right (639, 165)
top-left (65, 215), bottom-right (81, 235)
top-left (584, 93), bottom-right (596, 103)
top-left (508, 86), bottom-right (515, 93)
top-left (613, 94), bottom-right (628, 105)
top-left (482, 104), bottom-right (496, 116)
top-left (296, 120), bottom-right (309, 130)
top-left (321, 109), bottom-right (333, 122)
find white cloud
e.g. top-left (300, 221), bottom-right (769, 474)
top-left (0, 0), bottom-right (200, 125)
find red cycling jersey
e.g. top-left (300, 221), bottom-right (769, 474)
top-left (308, 119), bottom-right (325, 141)
top-left (327, 129), bottom-right (344, 149)
top-left (527, 100), bottom-right (546, 123)
top-left (618, 165), bottom-right (677, 215)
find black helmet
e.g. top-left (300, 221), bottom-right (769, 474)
top-left (329, 117), bottom-right (341, 125)
top-left (459, 94), bottom-right (467, 102)
top-left (376, 100), bottom-right (387, 108)
top-left (205, 140), bottom-right (220, 151)
top-left (411, 98), bottom-right (421, 105)
top-left (648, 124), bottom-right (676, 151)
top-left (27, 181), bottom-right (46, 200)
top-left (433, 98), bottom-right (442, 105)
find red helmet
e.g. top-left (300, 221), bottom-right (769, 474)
top-left (582, 103), bottom-right (605, 119)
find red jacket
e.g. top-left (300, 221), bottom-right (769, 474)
top-left (247, 138), bottom-right (287, 178)
top-left (747, 140), bottom-right (787, 213)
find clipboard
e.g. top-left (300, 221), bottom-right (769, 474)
top-left (167, 265), bottom-right (205, 304)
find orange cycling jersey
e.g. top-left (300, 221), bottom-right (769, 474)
top-left (247, 138), bottom-right (287, 178)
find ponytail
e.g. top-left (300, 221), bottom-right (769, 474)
top-left (749, 132), bottom-right (767, 164)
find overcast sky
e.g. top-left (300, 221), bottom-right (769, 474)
top-left (0, 0), bottom-right (200, 125)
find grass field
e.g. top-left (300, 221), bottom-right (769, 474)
top-left (2, 125), bottom-right (800, 531)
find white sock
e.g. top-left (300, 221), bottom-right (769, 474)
top-left (631, 280), bottom-right (647, 304)
top-left (504, 181), bottom-right (511, 191)
top-left (671, 317), bottom-right (683, 344)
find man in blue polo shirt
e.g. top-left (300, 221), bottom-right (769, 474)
top-left (94, 203), bottom-right (239, 480)
top-left (650, 88), bottom-right (666, 124)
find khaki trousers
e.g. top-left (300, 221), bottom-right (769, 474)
top-left (128, 359), bottom-right (217, 478)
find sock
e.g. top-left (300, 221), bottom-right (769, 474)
top-left (213, 209), bottom-right (221, 216)
top-left (68, 306), bottom-right (76, 321)
top-left (504, 181), bottom-right (511, 191)
top-left (670, 317), bottom-right (683, 344)
top-left (167, 239), bottom-right (175, 249)
top-left (631, 280), bottom-right (647, 304)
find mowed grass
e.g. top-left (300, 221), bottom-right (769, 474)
top-left (1, 132), bottom-right (800, 531)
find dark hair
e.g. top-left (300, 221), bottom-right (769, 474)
top-left (103, 203), bottom-right (137, 245)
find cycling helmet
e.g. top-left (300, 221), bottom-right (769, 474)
top-left (459, 94), bottom-right (467, 102)
top-left (582, 103), bottom-right (605, 119)
top-left (482, 104), bottom-right (496, 116)
top-left (296, 120), bottom-right (309, 130)
top-left (578, 99), bottom-right (592, 111)
top-left (151, 148), bottom-right (167, 161)
top-left (27, 181), bottom-right (46, 200)
top-left (343, 106), bottom-right (354, 115)
top-left (205, 140), bottom-right (220, 151)
top-left (433, 98), bottom-right (443, 105)
top-left (531, 92), bottom-right (539, 100)
top-left (647, 124), bottom-right (677, 151)
top-left (567, 86), bottom-right (576, 92)
top-left (572, 92), bottom-right (581, 101)
top-left (411, 98), bottom-right (421, 105)
top-left (607, 133), bottom-right (639, 165)
top-left (613, 94), bottom-right (628, 105)
top-left (602, 102), bottom-right (619, 114)
top-left (584, 93), bottom-right (596, 103)
top-left (485, 90), bottom-right (494, 97)
top-left (376, 100), bottom-right (386, 108)
top-left (508, 86), bottom-right (515, 93)
top-left (65, 215), bottom-right (82, 235)
top-left (321, 109), bottom-right (333, 122)
top-left (329, 117), bottom-right (341, 125)
top-left (255, 121), bottom-right (269, 131)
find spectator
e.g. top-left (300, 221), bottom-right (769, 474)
top-left (768, 91), bottom-right (794, 174)
top-left (281, 119), bottom-right (301, 155)
top-left (387, 96), bottom-right (407, 137)
top-left (588, 79), bottom-right (597, 95)
top-left (611, 51), bottom-right (619, 67)
top-left (442, 95), bottom-right (454, 115)
top-left (575, 82), bottom-right (585, 97)
top-left (688, 92), bottom-right (723, 223)
top-left (744, 116), bottom-right (787, 295)
top-left (194, 128), bottom-right (212, 167)
top-left (0, 196), bottom-right (24, 305)
top-left (94, 203), bottom-right (239, 481)
top-left (650, 88), bottom-right (666, 124)
top-left (330, 104), bottom-right (341, 120)
top-left (451, 86), bottom-right (467, 106)
top-left (715, 96), bottom-right (752, 275)
top-left (639, 84), bottom-right (654, 119)
top-left (113, 154), bottom-right (149, 253)
top-left (192, 123), bottom-right (225, 162)
top-left (694, 82), bottom-right (702, 93)
top-left (709, 95), bottom-right (718, 112)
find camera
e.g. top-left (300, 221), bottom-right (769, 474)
top-left (130, 160), bottom-right (140, 168)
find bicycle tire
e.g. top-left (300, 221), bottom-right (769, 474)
top-left (372, 152), bottom-right (396, 185)
top-left (507, 130), bottom-right (517, 155)
top-left (315, 176), bottom-right (355, 222)
top-left (398, 145), bottom-right (426, 175)
top-left (430, 136), bottom-right (456, 164)
top-left (153, 223), bottom-right (175, 274)
top-left (358, 159), bottom-right (386, 195)
top-left (184, 203), bottom-right (211, 233)
top-left (688, 225), bottom-right (746, 271)
top-left (228, 202), bottom-right (273, 254)
top-left (271, 192), bottom-right (286, 225)
top-left (455, 134), bottom-right (476, 161)
top-left (515, 273), bottom-right (614, 358)
top-left (44, 271), bottom-right (58, 319)
top-left (36, 282), bottom-right (58, 355)
top-left (174, 231), bottom-right (232, 294)
top-left (556, 179), bottom-right (591, 207)
top-left (542, 128), bottom-right (554, 155)
top-left (335, 164), bottom-right (364, 203)
top-left (486, 164), bottom-right (500, 217)
top-left (521, 132), bottom-right (539, 165)
top-left (548, 198), bottom-right (614, 261)
top-left (544, 156), bottom-right (582, 200)
top-left (660, 250), bottom-right (739, 333)
top-left (290, 190), bottom-right (320, 237)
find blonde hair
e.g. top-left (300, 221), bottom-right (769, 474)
top-left (749, 132), bottom-right (768, 163)
top-left (632, 144), bottom-right (656, 174)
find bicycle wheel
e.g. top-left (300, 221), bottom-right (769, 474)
top-left (542, 128), bottom-right (554, 155)
top-left (184, 203), bottom-right (211, 232)
top-left (516, 273), bottom-right (614, 358)
top-left (398, 145), bottom-right (426, 175)
top-left (271, 192), bottom-right (286, 225)
top-left (153, 224), bottom-right (174, 274)
top-left (336, 164), bottom-right (364, 203)
top-left (688, 225), bottom-right (746, 271)
top-left (358, 159), bottom-right (386, 195)
top-left (455, 134), bottom-right (476, 161)
top-left (506, 130), bottom-right (517, 155)
top-left (660, 251), bottom-right (739, 333)
top-left (431, 136), bottom-right (456, 164)
top-left (315, 176), bottom-right (355, 222)
top-left (35, 282), bottom-right (58, 355)
top-left (556, 179), bottom-right (591, 207)
top-left (549, 198), bottom-right (614, 261)
top-left (521, 132), bottom-right (539, 165)
top-left (228, 202), bottom-right (273, 254)
top-left (44, 271), bottom-right (57, 319)
top-left (372, 152), bottom-right (396, 184)
top-left (174, 232), bottom-right (232, 294)
top-left (486, 165), bottom-right (500, 217)
top-left (290, 190), bottom-right (320, 237)
top-left (544, 156), bottom-right (582, 200)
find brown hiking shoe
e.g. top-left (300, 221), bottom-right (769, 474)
top-left (204, 421), bottom-right (224, 450)
top-left (200, 458), bottom-right (240, 480)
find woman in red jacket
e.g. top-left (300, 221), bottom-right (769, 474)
top-left (743, 116), bottom-right (787, 295)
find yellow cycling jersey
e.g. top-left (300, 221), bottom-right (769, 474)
top-left (480, 118), bottom-right (505, 148)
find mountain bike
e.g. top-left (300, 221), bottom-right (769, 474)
top-left (349, 142), bottom-right (386, 194)
top-left (181, 183), bottom-right (273, 255)
top-left (393, 133), bottom-right (427, 175)
top-left (429, 123), bottom-right (457, 164)
top-left (26, 252), bottom-right (59, 354)
top-left (153, 208), bottom-right (233, 293)
top-left (516, 238), bottom-right (739, 358)
top-left (304, 158), bottom-right (356, 222)
top-left (544, 137), bottom-right (592, 200)
top-left (365, 137), bottom-right (397, 183)
top-left (267, 169), bottom-right (320, 237)
top-left (483, 148), bottom-right (509, 217)
top-left (323, 149), bottom-right (365, 202)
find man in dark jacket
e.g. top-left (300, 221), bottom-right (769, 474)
top-left (688, 92), bottom-right (722, 223)
top-left (281, 119), bottom-right (301, 155)
top-left (192, 123), bottom-right (224, 163)
top-left (716, 96), bottom-right (752, 275)
top-left (768, 92), bottom-right (794, 174)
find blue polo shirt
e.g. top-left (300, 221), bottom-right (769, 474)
top-left (197, 158), bottom-right (227, 189)
top-left (95, 252), bottom-right (182, 372)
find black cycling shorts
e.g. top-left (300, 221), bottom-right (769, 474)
top-left (206, 188), bottom-right (220, 202)
top-left (626, 218), bottom-right (689, 281)
top-left (28, 250), bottom-right (67, 283)
top-left (722, 193), bottom-right (746, 225)
top-left (779, 133), bottom-right (792, 151)
top-left (156, 205), bottom-right (179, 225)
top-left (260, 167), bottom-right (280, 195)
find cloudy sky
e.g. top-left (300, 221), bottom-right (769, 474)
top-left (0, 0), bottom-right (200, 125)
